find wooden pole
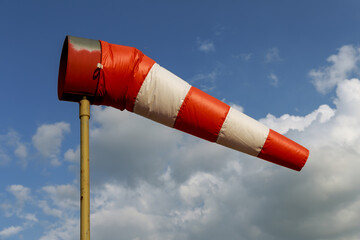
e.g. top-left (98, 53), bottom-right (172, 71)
top-left (79, 96), bottom-right (90, 240)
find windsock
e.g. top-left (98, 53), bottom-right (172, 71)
top-left (58, 36), bottom-right (309, 171)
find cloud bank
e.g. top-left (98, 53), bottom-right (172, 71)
top-left (309, 45), bottom-right (360, 94)
top-left (39, 78), bottom-right (360, 239)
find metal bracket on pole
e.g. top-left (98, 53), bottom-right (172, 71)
top-left (79, 96), bottom-right (90, 240)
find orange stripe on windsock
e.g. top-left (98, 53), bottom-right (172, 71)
top-left (257, 129), bottom-right (309, 171)
top-left (174, 87), bottom-right (230, 142)
top-left (96, 41), bottom-right (155, 111)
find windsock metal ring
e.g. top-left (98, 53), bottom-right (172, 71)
top-left (58, 35), bottom-right (309, 171)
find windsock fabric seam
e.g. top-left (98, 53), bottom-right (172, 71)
top-left (94, 40), bottom-right (104, 99)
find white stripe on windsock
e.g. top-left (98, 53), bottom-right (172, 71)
top-left (216, 107), bottom-right (269, 156)
top-left (133, 63), bottom-right (191, 127)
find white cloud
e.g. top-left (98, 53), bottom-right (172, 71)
top-left (39, 218), bottom-right (78, 240)
top-left (15, 143), bottom-right (28, 168)
top-left (90, 106), bottom-right (185, 186)
top-left (268, 73), bottom-right (279, 86)
top-left (241, 53), bottom-right (253, 61)
top-left (91, 207), bottom-right (158, 239)
top-left (197, 39), bottom-right (215, 53)
top-left (179, 172), bottom-right (222, 205)
top-left (1, 183), bottom-right (79, 238)
top-left (64, 146), bottom-right (79, 163)
top-left (32, 122), bottom-right (70, 166)
top-left (213, 24), bottom-right (224, 36)
top-left (260, 104), bottom-right (335, 134)
top-left (22, 213), bottom-right (38, 222)
top-left (0, 130), bottom-right (27, 166)
top-left (265, 47), bottom-right (282, 63)
top-left (0, 226), bottom-right (23, 238)
top-left (38, 200), bottom-right (63, 218)
top-left (191, 69), bottom-right (218, 92)
top-left (42, 184), bottom-right (79, 210)
top-left (0, 150), bottom-right (10, 166)
top-left (229, 103), bottom-right (244, 113)
top-left (1, 203), bottom-right (13, 217)
top-left (232, 53), bottom-right (253, 61)
top-left (7, 184), bottom-right (31, 203)
top-left (309, 45), bottom-right (360, 94)
top-left (3, 184), bottom-right (39, 230)
top-left (6, 131), bottom-right (28, 159)
top-left (14, 144), bottom-right (27, 159)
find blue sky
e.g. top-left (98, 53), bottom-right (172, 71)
top-left (1, 1), bottom-right (360, 239)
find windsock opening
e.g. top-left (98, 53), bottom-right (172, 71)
top-left (58, 36), bottom-right (101, 102)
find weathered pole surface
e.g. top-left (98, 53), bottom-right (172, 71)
top-left (79, 96), bottom-right (90, 240)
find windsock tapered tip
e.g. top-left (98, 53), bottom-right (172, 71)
top-left (257, 129), bottom-right (309, 171)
